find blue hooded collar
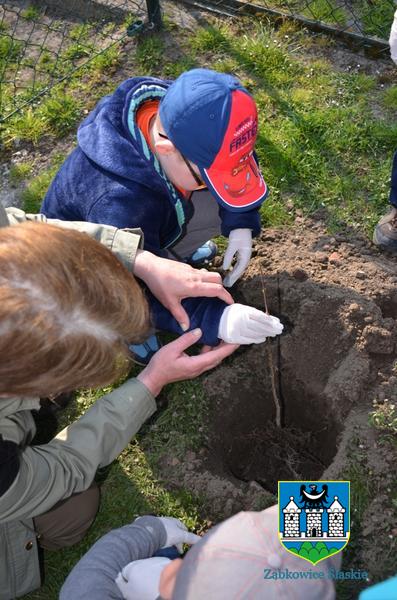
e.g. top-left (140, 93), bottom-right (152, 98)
top-left (76, 77), bottom-right (188, 229)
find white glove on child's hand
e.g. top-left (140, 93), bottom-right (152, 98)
top-left (115, 557), bottom-right (170, 600)
top-left (158, 517), bottom-right (200, 552)
top-left (218, 304), bottom-right (283, 344)
top-left (223, 228), bottom-right (252, 287)
top-left (390, 9), bottom-right (397, 64)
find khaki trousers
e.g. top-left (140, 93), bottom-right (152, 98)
top-left (33, 483), bottom-right (100, 550)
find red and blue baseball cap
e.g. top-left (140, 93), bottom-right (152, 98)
top-left (159, 68), bottom-right (268, 212)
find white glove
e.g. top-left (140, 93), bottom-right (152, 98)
top-left (158, 516), bottom-right (200, 552)
top-left (223, 228), bottom-right (252, 287)
top-left (218, 304), bottom-right (283, 344)
top-left (390, 9), bottom-right (397, 64)
top-left (115, 556), bottom-right (170, 600)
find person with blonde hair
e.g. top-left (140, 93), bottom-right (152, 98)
top-left (0, 209), bottom-right (238, 599)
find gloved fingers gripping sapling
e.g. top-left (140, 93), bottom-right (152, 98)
top-left (217, 303), bottom-right (283, 344)
top-left (158, 516), bottom-right (200, 552)
top-left (223, 228), bottom-right (252, 287)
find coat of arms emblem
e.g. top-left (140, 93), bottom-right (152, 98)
top-left (278, 480), bottom-right (350, 565)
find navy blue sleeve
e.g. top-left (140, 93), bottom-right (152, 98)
top-left (146, 291), bottom-right (227, 346)
top-left (219, 205), bottom-right (262, 238)
top-left (0, 437), bottom-right (20, 497)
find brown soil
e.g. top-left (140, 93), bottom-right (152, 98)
top-left (206, 214), bottom-right (396, 490)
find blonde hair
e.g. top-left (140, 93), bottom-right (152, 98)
top-left (0, 222), bottom-right (150, 396)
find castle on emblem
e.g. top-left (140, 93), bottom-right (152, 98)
top-left (327, 496), bottom-right (345, 537)
top-left (283, 497), bottom-right (301, 537)
top-left (282, 494), bottom-right (347, 542)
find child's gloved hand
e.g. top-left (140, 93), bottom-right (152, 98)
top-left (158, 517), bottom-right (200, 552)
top-left (115, 557), bottom-right (170, 600)
top-left (223, 228), bottom-right (252, 287)
top-left (218, 304), bottom-right (283, 344)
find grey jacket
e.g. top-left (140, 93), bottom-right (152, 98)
top-left (0, 206), bottom-right (157, 599)
top-left (60, 516), bottom-right (167, 599)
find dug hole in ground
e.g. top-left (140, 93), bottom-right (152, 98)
top-left (154, 213), bottom-right (397, 594)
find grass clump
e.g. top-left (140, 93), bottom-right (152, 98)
top-left (39, 93), bottom-right (82, 137)
top-left (163, 56), bottom-right (197, 79)
top-left (69, 23), bottom-right (93, 42)
top-left (21, 155), bottom-right (65, 213)
top-left (63, 42), bottom-right (92, 61)
top-left (135, 35), bottom-right (165, 72)
top-left (1, 107), bottom-right (48, 146)
top-left (370, 399), bottom-right (397, 438)
top-left (190, 25), bottom-right (230, 53)
top-left (21, 5), bottom-right (41, 21)
top-left (9, 161), bottom-right (33, 185)
top-left (90, 45), bottom-right (121, 73)
top-left (1, 89), bottom-right (82, 145)
top-left (383, 86), bottom-right (397, 109)
top-left (0, 35), bottom-right (22, 62)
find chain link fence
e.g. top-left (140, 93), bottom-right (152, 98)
top-left (0, 0), bottom-right (394, 122)
top-left (176, 0), bottom-right (394, 50)
top-left (0, 0), bottom-right (161, 121)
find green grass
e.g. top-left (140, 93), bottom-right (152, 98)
top-left (62, 42), bottom-right (92, 61)
top-left (39, 93), bottom-right (82, 137)
top-left (9, 161), bottom-right (33, 185)
top-left (135, 35), bottom-right (165, 73)
top-left (163, 56), bottom-right (197, 79)
top-left (361, 2), bottom-right (395, 39)
top-left (383, 86), bottom-right (397, 109)
top-left (303, 0), bottom-right (347, 25)
top-left (1, 107), bottom-right (48, 146)
top-left (21, 155), bottom-right (65, 213)
top-left (1, 88), bottom-right (83, 146)
top-left (89, 45), bottom-right (121, 73)
top-left (0, 34), bottom-right (22, 62)
top-left (21, 5), bottom-right (42, 21)
top-left (69, 23), bottom-right (94, 42)
top-left (183, 20), bottom-right (397, 234)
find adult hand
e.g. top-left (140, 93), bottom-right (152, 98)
top-left (223, 228), bottom-right (252, 287)
top-left (134, 250), bottom-right (233, 331)
top-left (137, 329), bottom-right (238, 396)
top-left (158, 517), bottom-right (200, 552)
top-left (218, 304), bottom-right (283, 344)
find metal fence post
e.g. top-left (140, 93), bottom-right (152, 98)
top-left (145, 0), bottom-right (162, 28)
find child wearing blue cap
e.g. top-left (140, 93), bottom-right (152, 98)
top-left (42, 69), bottom-right (281, 359)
